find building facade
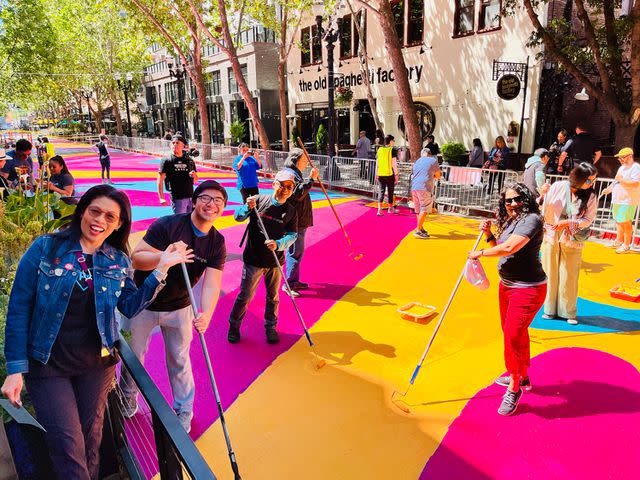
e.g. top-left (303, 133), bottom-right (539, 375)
top-left (287, 1), bottom-right (546, 156)
top-left (139, 27), bottom-right (282, 145)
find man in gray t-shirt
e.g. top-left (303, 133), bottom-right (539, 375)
top-left (355, 131), bottom-right (372, 180)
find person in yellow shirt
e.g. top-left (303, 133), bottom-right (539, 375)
top-left (375, 135), bottom-right (398, 215)
top-left (42, 137), bottom-right (55, 172)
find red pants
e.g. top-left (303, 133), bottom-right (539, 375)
top-left (498, 282), bottom-right (547, 377)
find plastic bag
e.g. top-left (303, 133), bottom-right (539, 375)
top-left (464, 258), bottom-right (490, 290)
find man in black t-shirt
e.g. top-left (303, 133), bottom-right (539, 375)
top-left (157, 134), bottom-right (198, 214)
top-left (227, 170), bottom-right (298, 345)
top-left (120, 180), bottom-right (228, 433)
top-left (561, 123), bottom-right (602, 167)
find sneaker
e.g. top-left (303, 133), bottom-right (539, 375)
top-left (567, 318), bottom-right (578, 325)
top-left (498, 388), bottom-right (523, 416)
top-left (292, 281), bottom-right (309, 290)
top-left (413, 230), bottom-right (430, 239)
top-left (122, 394), bottom-right (138, 418)
top-left (266, 327), bottom-right (280, 344)
top-left (377, 209), bottom-right (384, 216)
top-left (227, 324), bottom-right (241, 343)
top-left (283, 284), bottom-right (300, 297)
top-left (610, 241), bottom-right (622, 248)
top-left (541, 314), bottom-right (556, 320)
top-left (615, 245), bottom-right (630, 254)
top-left (177, 410), bottom-right (193, 433)
top-left (495, 376), bottom-right (532, 391)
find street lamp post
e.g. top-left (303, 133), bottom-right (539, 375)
top-left (167, 59), bottom-right (187, 137)
top-left (82, 90), bottom-right (92, 133)
top-left (316, 15), bottom-right (339, 158)
top-left (115, 73), bottom-right (133, 137)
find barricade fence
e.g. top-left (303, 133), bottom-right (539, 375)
top-left (63, 135), bottom-right (636, 242)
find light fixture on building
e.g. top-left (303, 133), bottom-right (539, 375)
top-left (419, 46), bottom-right (425, 54)
top-left (317, 66), bottom-right (322, 72)
top-left (339, 61), bottom-right (342, 68)
top-left (575, 88), bottom-right (589, 101)
top-left (299, 68), bottom-right (303, 74)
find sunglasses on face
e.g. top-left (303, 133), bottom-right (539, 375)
top-left (276, 182), bottom-right (294, 192)
top-left (86, 206), bottom-right (120, 224)
top-left (197, 194), bottom-right (225, 206)
top-left (504, 196), bottom-right (524, 205)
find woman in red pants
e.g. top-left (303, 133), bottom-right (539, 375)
top-left (468, 182), bottom-right (547, 415)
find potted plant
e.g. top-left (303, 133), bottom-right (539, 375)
top-left (334, 86), bottom-right (353, 107)
top-left (229, 120), bottom-right (246, 146)
top-left (441, 142), bottom-right (467, 166)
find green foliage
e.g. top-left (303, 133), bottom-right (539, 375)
top-left (316, 124), bottom-right (328, 153)
top-left (441, 142), bottom-right (467, 163)
top-left (290, 125), bottom-right (300, 147)
top-left (230, 120), bottom-right (246, 143)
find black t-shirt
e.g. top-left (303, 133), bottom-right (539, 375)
top-left (134, 214), bottom-right (226, 311)
top-left (568, 132), bottom-right (600, 164)
top-left (243, 195), bottom-right (297, 268)
top-left (50, 172), bottom-right (75, 196)
top-left (96, 141), bottom-right (109, 158)
top-left (159, 154), bottom-right (197, 200)
top-left (29, 255), bottom-right (116, 377)
top-left (497, 214), bottom-right (546, 285)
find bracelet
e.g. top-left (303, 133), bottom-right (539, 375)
top-left (152, 268), bottom-right (168, 282)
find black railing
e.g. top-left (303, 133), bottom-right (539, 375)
top-left (106, 334), bottom-right (216, 479)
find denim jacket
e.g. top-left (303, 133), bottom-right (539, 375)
top-left (5, 234), bottom-right (164, 375)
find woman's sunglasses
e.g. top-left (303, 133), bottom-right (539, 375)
top-left (504, 196), bottom-right (524, 205)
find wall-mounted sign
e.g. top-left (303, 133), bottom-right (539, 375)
top-left (497, 74), bottom-right (521, 100)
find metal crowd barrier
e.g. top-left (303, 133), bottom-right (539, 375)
top-left (71, 136), bottom-right (639, 242)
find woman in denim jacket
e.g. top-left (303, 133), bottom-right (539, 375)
top-left (2, 185), bottom-right (192, 480)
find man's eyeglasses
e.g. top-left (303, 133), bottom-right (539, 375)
top-left (504, 196), bottom-right (524, 205)
top-left (197, 194), bottom-right (225, 206)
top-left (86, 206), bottom-right (120, 224)
top-left (276, 182), bottom-right (294, 192)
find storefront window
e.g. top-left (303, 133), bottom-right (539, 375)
top-left (392, 0), bottom-right (404, 44)
top-left (339, 14), bottom-right (352, 59)
top-left (312, 25), bottom-right (322, 64)
top-left (407, 0), bottom-right (424, 45)
top-left (478, 0), bottom-right (501, 31)
top-left (301, 27), bottom-right (311, 66)
top-left (454, 0), bottom-right (475, 36)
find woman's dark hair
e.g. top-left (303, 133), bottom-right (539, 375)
top-left (49, 155), bottom-right (70, 175)
top-left (283, 147), bottom-right (305, 170)
top-left (472, 138), bottom-right (482, 148)
top-left (495, 182), bottom-right (540, 235)
top-left (568, 162), bottom-right (597, 217)
top-left (50, 185), bottom-right (132, 258)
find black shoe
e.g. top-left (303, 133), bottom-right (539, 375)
top-left (266, 327), bottom-right (280, 344)
top-left (498, 388), bottom-right (523, 416)
top-left (227, 324), bottom-right (241, 343)
top-left (495, 376), bottom-right (532, 391)
top-left (293, 281), bottom-right (309, 290)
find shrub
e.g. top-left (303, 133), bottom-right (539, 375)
top-left (229, 120), bottom-right (246, 143)
top-left (441, 142), bottom-right (467, 163)
top-left (316, 124), bottom-right (328, 154)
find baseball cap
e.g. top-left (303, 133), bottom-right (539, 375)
top-left (534, 148), bottom-right (549, 157)
top-left (274, 170), bottom-right (296, 183)
top-left (192, 179), bottom-right (228, 205)
top-left (614, 147), bottom-right (634, 157)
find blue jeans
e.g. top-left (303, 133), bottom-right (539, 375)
top-left (120, 305), bottom-right (195, 414)
top-left (172, 198), bottom-right (192, 214)
top-left (285, 227), bottom-right (307, 284)
top-left (229, 264), bottom-right (280, 328)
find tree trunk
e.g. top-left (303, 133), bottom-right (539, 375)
top-left (110, 94), bottom-right (124, 135)
top-left (278, 59), bottom-right (289, 151)
top-left (376, 0), bottom-right (421, 160)
top-left (614, 121), bottom-right (638, 151)
top-left (216, 0), bottom-right (270, 149)
top-left (194, 64), bottom-right (210, 145)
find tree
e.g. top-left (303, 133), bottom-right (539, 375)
top-left (361, 1), bottom-right (422, 161)
top-left (188, 0), bottom-right (271, 150)
top-left (504, 0), bottom-right (640, 149)
top-left (345, 0), bottom-right (383, 132)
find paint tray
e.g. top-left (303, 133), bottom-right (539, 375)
top-left (397, 302), bottom-right (437, 321)
top-left (609, 284), bottom-right (640, 303)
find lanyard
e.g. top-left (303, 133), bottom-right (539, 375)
top-left (73, 251), bottom-right (94, 293)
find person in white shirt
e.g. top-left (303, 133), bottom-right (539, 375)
top-left (540, 162), bottom-right (597, 325)
top-left (601, 148), bottom-right (640, 254)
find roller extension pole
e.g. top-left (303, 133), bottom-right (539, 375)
top-left (295, 137), bottom-right (363, 261)
top-left (251, 209), bottom-right (326, 369)
top-left (180, 263), bottom-right (242, 480)
top-left (392, 231), bottom-right (484, 413)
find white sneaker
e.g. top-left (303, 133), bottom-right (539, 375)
top-left (177, 411), bottom-right (193, 433)
top-left (567, 318), bottom-right (578, 325)
top-left (610, 241), bottom-right (622, 249)
top-left (615, 245), bottom-right (630, 254)
top-left (377, 209), bottom-right (383, 216)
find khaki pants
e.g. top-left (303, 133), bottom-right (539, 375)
top-left (541, 240), bottom-right (583, 319)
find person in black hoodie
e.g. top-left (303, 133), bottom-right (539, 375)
top-left (282, 148), bottom-right (319, 297)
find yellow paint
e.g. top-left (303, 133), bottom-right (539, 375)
top-left (195, 216), bottom-right (640, 479)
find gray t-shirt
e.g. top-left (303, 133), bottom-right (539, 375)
top-left (355, 136), bottom-right (371, 159)
top-left (497, 213), bottom-right (546, 285)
